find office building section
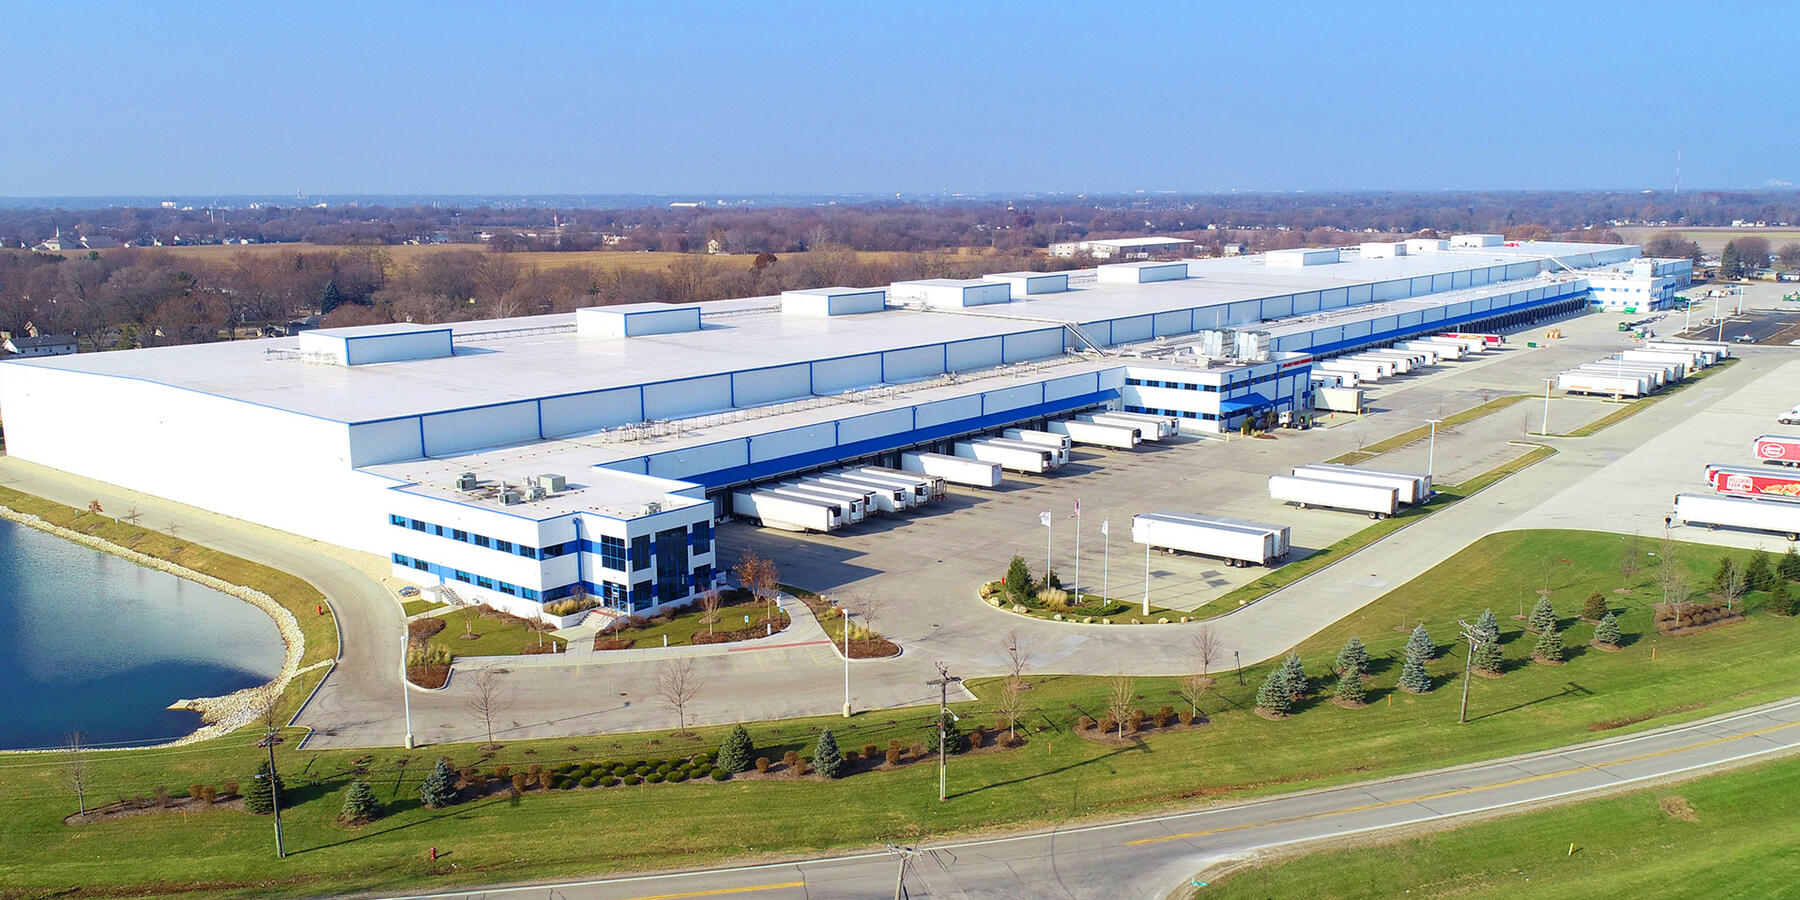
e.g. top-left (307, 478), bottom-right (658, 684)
top-left (0, 239), bottom-right (1657, 622)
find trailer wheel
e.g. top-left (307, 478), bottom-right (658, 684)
top-left (1369, 512), bottom-right (1381, 520)
top-left (1789, 533), bottom-right (1799, 542)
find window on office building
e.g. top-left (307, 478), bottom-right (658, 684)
top-left (496, 539), bottom-right (513, 553)
top-left (390, 514), bottom-right (406, 526)
top-left (690, 521), bottom-right (712, 554)
top-left (474, 534), bottom-right (491, 548)
top-left (452, 529), bottom-right (467, 542)
top-left (630, 535), bottom-right (651, 570)
top-left (600, 535), bottom-right (627, 570)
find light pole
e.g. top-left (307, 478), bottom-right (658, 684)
top-left (1542, 377), bottom-right (1552, 436)
top-left (401, 629), bottom-right (415, 749)
top-left (1425, 419), bottom-right (1441, 482)
top-left (1072, 500), bottom-right (1081, 604)
top-left (841, 605), bottom-right (852, 718)
top-left (1142, 539), bottom-right (1151, 616)
top-left (1101, 519), bottom-right (1110, 605)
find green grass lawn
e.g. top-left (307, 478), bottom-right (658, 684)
top-left (427, 608), bottom-right (564, 659)
top-left (401, 598), bottom-right (440, 618)
top-left (4, 529), bottom-right (1798, 898)
top-left (1188, 752), bottom-right (1800, 899)
top-left (603, 592), bottom-right (789, 648)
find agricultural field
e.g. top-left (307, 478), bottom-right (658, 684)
top-left (1615, 225), bottom-right (1800, 256)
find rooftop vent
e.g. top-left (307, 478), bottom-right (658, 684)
top-left (576, 303), bottom-right (703, 338)
top-left (780, 287), bottom-right (887, 316)
top-left (531, 473), bottom-right (567, 492)
top-left (455, 471), bottom-right (478, 491)
top-left (500, 487), bottom-right (523, 505)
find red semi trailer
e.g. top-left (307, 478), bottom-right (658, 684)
top-left (1706, 464), bottom-right (1800, 498)
top-left (1753, 435), bottom-right (1800, 466)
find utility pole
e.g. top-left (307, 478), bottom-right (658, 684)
top-left (927, 663), bottom-right (961, 802)
top-left (1456, 618), bottom-right (1486, 725)
top-left (886, 843), bottom-right (919, 900)
top-left (262, 724), bottom-right (285, 858)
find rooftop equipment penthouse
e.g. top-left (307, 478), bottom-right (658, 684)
top-left (0, 237), bottom-right (1635, 622)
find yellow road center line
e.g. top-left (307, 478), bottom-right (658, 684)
top-left (1126, 718), bottom-right (1800, 846)
top-left (618, 881), bottom-right (805, 900)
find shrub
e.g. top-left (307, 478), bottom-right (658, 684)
top-left (911, 743), bottom-right (928, 759)
top-left (579, 775), bottom-right (597, 788)
top-left (1127, 709), bottom-right (1147, 730)
top-left (408, 617), bottom-right (447, 640)
top-left (1036, 587), bottom-right (1069, 606)
top-left (1746, 550), bottom-right (1774, 593)
top-left (885, 748), bottom-right (903, 766)
top-left (755, 757), bottom-right (772, 774)
top-left (1154, 706), bottom-right (1174, 728)
top-left (670, 770), bottom-right (689, 783)
top-left (221, 781), bottom-right (239, 797)
top-left (1177, 710), bottom-right (1194, 726)
top-left (782, 750), bottom-right (800, 770)
top-left (538, 770), bottom-right (555, 791)
top-left (1004, 555), bottom-right (1035, 603)
top-left (1582, 592), bottom-right (1608, 621)
top-left (634, 765), bottom-right (651, 777)
top-left (341, 781), bottom-right (379, 822)
top-left (244, 761), bottom-right (282, 815)
top-left (528, 763), bottom-right (543, 777)
top-left (1398, 657), bottom-right (1431, 694)
top-left (1334, 670), bottom-right (1367, 704)
top-left (1594, 612), bottom-right (1623, 646)
top-left (187, 783), bottom-right (205, 801)
top-left (1096, 716), bottom-right (1118, 733)
top-left (863, 744), bottom-right (879, 759)
top-left (844, 749), bottom-right (861, 762)
top-left (968, 730), bottom-right (985, 749)
top-left (622, 774), bottom-right (642, 786)
top-left (1781, 548), bottom-right (1800, 583)
top-left (1334, 636), bottom-right (1369, 676)
top-left (598, 775), bottom-right (619, 787)
top-left (556, 762), bottom-right (576, 775)
top-left (646, 772), bottom-right (665, 784)
top-left (198, 785), bottom-right (217, 805)
top-left (420, 759), bottom-right (457, 810)
top-left (512, 774), bottom-right (530, 794)
top-left (1077, 714), bottom-right (1096, 730)
top-left (1535, 623), bottom-right (1566, 663)
top-left (494, 765), bottom-right (511, 778)
top-left (1255, 668), bottom-right (1292, 715)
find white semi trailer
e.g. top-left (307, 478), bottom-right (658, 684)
top-left (731, 491), bottom-right (842, 533)
top-left (1099, 411), bottom-right (1180, 439)
top-left (1354, 351), bottom-right (1415, 374)
top-left (1047, 418), bottom-right (1141, 449)
top-left (1268, 474), bottom-right (1399, 518)
top-left (785, 480), bottom-right (876, 518)
top-left (769, 486), bottom-right (865, 524)
top-left (1003, 428), bottom-right (1072, 451)
top-left (1396, 339), bottom-right (1462, 360)
top-left (1674, 492), bottom-right (1800, 542)
top-left (1617, 350), bottom-right (1694, 377)
top-left (1291, 463), bottom-right (1431, 504)
top-left (1385, 344), bottom-right (1441, 364)
top-left (1557, 370), bottom-right (1649, 398)
top-left (1313, 385), bottom-right (1364, 413)
top-left (1131, 512), bottom-right (1291, 567)
top-left (902, 451), bottom-right (1003, 488)
top-left (1427, 335), bottom-right (1487, 355)
top-left (1574, 362), bottom-right (1667, 389)
top-left (1310, 370), bottom-right (1357, 388)
top-left (1082, 412), bottom-right (1174, 441)
top-left (1631, 346), bottom-right (1711, 369)
top-left (828, 471), bottom-right (920, 509)
top-left (983, 436), bottom-right (1069, 468)
top-left (1645, 341), bottom-right (1726, 363)
top-left (854, 466), bottom-right (942, 503)
top-left (955, 439), bottom-right (1052, 474)
top-left (1316, 358), bottom-right (1387, 381)
top-left (811, 475), bottom-right (908, 513)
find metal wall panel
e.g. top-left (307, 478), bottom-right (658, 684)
top-left (749, 422), bottom-right (837, 463)
top-left (1002, 329), bottom-right (1065, 362)
top-left (732, 364), bottom-right (812, 407)
top-left (348, 418), bottom-right (425, 466)
top-left (945, 336), bottom-right (1003, 371)
top-left (1293, 291), bottom-right (1322, 314)
top-left (1153, 309), bottom-right (1195, 337)
top-left (1110, 315), bottom-right (1154, 345)
top-left (1043, 371), bottom-right (1100, 402)
top-left (643, 374), bottom-right (731, 419)
top-left (837, 407), bottom-right (915, 444)
top-left (1259, 295), bottom-right (1294, 319)
top-left (982, 383), bottom-right (1043, 414)
top-left (811, 353), bottom-right (883, 394)
top-left (882, 345), bottom-right (945, 382)
top-left (421, 402), bottom-right (538, 456)
top-left (540, 387), bottom-right (644, 437)
top-left (644, 439), bottom-right (749, 480)
top-left (913, 393), bottom-right (983, 428)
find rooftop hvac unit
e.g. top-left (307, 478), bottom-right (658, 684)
top-left (527, 484), bottom-right (548, 501)
top-left (455, 472), bottom-right (478, 491)
top-left (1198, 330), bottom-right (1231, 358)
top-left (534, 473), bottom-right (567, 492)
top-left (643, 500), bottom-right (663, 516)
top-left (500, 487), bottom-right (523, 505)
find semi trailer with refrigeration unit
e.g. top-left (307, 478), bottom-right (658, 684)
top-left (1267, 473), bottom-right (1400, 518)
top-left (1130, 512), bottom-right (1292, 567)
top-left (1291, 463), bottom-right (1431, 504)
top-left (1673, 492), bottom-right (1800, 542)
top-left (901, 451), bottom-right (1004, 487)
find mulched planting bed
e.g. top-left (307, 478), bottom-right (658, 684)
top-left (1653, 601), bottom-right (1747, 635)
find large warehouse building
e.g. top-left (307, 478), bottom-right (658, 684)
top-left (0, 238), bottom-right (1633, 622)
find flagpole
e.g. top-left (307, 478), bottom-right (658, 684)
top-left (1102, 520), bottom-right (1109, 604)
top-left (1143, 540), bottom-right (1151, 616)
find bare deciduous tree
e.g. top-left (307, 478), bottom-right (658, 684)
top-left (656, 659), bottom-right (704, 736)
top-left (1719, 558), bottom-right (1745, 615)
top-left (1003, 630), bottom-right (1032, 683)
top-left (1619, 533), bottom-right (1644, 585)
top-left (733, 551), bottom-right (781, 621)
top-left (997, 676), bottom-right (1026, 743)
top-left (1106, 676), bottom-right (1135, 740)
top-left (1658, 534), bottom-right (1694, 628)
top-left (465, 668), bottom-right (504, 748)
top-left (1193, 627), bottom-right (1221, 682)
top-left (63, 730), bottom-right (89, 815)
top-left (697, 588), bottom-right (723, 635)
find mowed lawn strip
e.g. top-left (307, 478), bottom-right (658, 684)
top-left (1187, 751), bottom-right (1800, 900)
top-left (427, 607), bottom-right (565, 658)
top-left (2, 529), bottom-right (1796, 897)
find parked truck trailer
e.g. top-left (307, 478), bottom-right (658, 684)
top-left (1267, 474), bottom-right (1400, 518)
top-left (731, 491), bottom-right (842, 533)
top-left (1395, 339), bottom-right (1460, 361)
top-left (1754, 435), bottom-right (1800, 466)
top-left (830, 471), bottom-right (922, 508)
top-left (1046, 418), bottom-right (1141, 449)
top-left (1674, 492), bottom-right (1800, 542)
top-left (901, 451), bottom-right (1003, 488)
top-left (769, 485), bottom-right (866, 524)
top-left (811, 475), bottom-right (907, 513)
top-left (1291, 464), bottom-right (1431, 504)
top-left (1131, 512), bottom-right (1291, 567)
top-left (1557, 370), bottom-right (1649, 398)
top-left (982, 436), bottom-right (1069, 468)
top-left (854, 466), bottom-right (943, 502)
top-left (1705, 464), bottom-right (1800, 498)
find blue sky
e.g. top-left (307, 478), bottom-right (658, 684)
top-left (2, 1), bottom-right (1791, 196)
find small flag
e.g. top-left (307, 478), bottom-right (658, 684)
top-left (1039, 511), bottom-right (1051, 527)
top-left (1072, 498), bottom-right (1081, 518)
top-left (1101, 520), bottom-right (1110, 537)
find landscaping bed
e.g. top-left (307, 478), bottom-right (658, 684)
top-left (425, 605), bottom-right (565, 659)
top-left (592, 590), bottom-right (791, 650)
top-left (783, 584), bottom-right (902, 658)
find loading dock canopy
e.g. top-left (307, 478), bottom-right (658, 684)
top-left (1219, 392), bottom-right (1273, 414)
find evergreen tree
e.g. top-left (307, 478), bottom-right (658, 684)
top-left (320, 279), bottom-right (344, 314)
top-left (1581, 591), bottom-right (1608, 621)
top-left (1255, 667), bottom-right (1292, 715)
top-left (243, 760), bottom-right (281, 815)
top-left (341, 780), bottom-right (379, 822)
top-left (1398, 656), bottom-right (1432, 694)
top-left (718, 724), bottom-right (755, 773)
top-left (1280, 653), bottom-right (1307, 699)
top-left (926, 711), bottom-right (965, 754)
top-left (1472, 631), bottom-right (1505, 676)
top-left (1711, 556), bottom-right (1736, 593)
top-left (1528, 597), bottom-right (1557, 634)
top-left (1779, 548), bottom-right (1800, 583)
top-left (1475, 609), bottom-right (1501, 642)
top-left (1534, 623), bottom-right (1566, 663)
top-left (1003, 555), bottom-right (1034, 603)
top-left (419, 758), bottom-right (458, 809)
top-left (1334, 669), bottom-right (1367, 705)
top-left (1720, 242), bottom-right (1742, 279)
top-left (1768, 580), bottom-right (1795, 617)
top-left (1404, 623), bottom-right (1436, 663)
top-left (1333, 637), bottom-right (1369, 677)
top-left (1745, 550), bottom-right (1774, 593)
top-left (813, 729), bottom-right (845, 779)
top-left (1594, 612), bottom-right (1623, 647)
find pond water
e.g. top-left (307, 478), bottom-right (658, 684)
top-left (0, 518), bottom-right (285, 750)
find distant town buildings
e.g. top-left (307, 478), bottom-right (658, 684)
top-left (1047, 236), bottom-right (1194, 260)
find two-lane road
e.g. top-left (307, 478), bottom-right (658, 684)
top-left (368, 696), bottom-right (1800, 900)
